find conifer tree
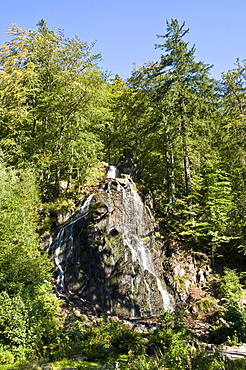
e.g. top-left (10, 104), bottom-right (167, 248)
top-left (129, 19), bottom-right (219, 220)
top-left (221, 59), bottom-right (246, 252)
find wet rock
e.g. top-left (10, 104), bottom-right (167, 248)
top-left (197, 268), bottom-right (206, 286)
top-left (50, 177), bottom-right (174, 318)
top-left (41, 232), bottom-right (52, 250)
top-left (41, 365), bottom-right (52, 370)
top-left (116, 149), bottom-right (138, 179)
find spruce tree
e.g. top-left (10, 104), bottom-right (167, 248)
top-left (153, 19), bottom-right (218, 214)
top-left (221, 59), bottom-right (246, 254)
top-left (129, 20), bottom-right (219, 219)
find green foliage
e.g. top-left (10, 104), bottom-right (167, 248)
top-left (219, 268), bottom-right (243, 304)
top-left (191, 349), bottom-right (225, 370)
top-left (218, 59), bottom-right (246, 258)
top-left (48, 313), bottom-right (142, 361)
top-left (49, 311), bottom-right (191, 367)
top-left (110, 324), bottom-right (144, 355)
top-left (3, 16), bottom-right (246, 369)
top-left (226, 359), bottom-right (246, 369)
top-left (0, 345), bottom-right (15, 365)
top-left (148, 311), bottom-right (191, 369)
top-left (79, 317), bottom-right (144, 360)
top-left (0, 288), bottom-right (60, 361)
top-left (125, 354), bottom-right (166, 370)
top-left (115, 19), bottom-right (227, 257)
top-left (195, 298), bottom-right (217, 312)
top-left (0, 162), bottom-right (51, 293)
top-left (109, 19), bottom-right (246, 263)
top-left (211, 269), bottom-right (246, 344)
top-left (129, 19), bottom-right (218, 204)
top-left (0, 162), bottom-right (61, 362)
top-left (1, 308), bottom-right (241, 369)
top-left (211, 300), bottom-right (246, 345)
top-left (0, 293), bottom-right (28, 360)
top-left (0, 20), bottom-right (109, 200)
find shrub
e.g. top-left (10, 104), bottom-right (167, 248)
top-left (211, 268), bottom-right (246, 344)
top-left (191, 349), bottom-right (225, 370)
top-left (0, 345), bottom-right (15, 365)
top-left (219, 268), bottom-right (243, 304)
top-left (110, 326), bottom-right (145, 355)
top-left (0, 287), bottom-right (61, 362)
top-left (0, 292), bottom-right (30, 361)
top-left (148, 310), bottom-right (191, 369)
top-left (196, 298), bottom-right (217, 312)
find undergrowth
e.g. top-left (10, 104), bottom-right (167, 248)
top-left (2, 305), bottom-right (246, 369)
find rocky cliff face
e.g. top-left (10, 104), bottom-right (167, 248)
top-left (50, 174), bottom-right (175, 318)
top-left (49, 161), bottom-right (213, 321)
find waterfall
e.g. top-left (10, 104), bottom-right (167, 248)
top-left (106, 165), bottom-right (117, 179)
top-left (52, 194), bottom-right (94, 290)
top-left (110, 178), bottom-right (174, 311)
top-left (51, 169), bottom-right (175, 316)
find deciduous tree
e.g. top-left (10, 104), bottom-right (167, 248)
top-left (0, 20), bottom-right (108, 199)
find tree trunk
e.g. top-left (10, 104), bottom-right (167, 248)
top-left (181, 118), bottom-right (193, 217)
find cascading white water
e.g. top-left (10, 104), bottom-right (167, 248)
top-left (119, 180), bottom-right (174, 311)
top-left (106, 165), bottom-right (117, 179)
top-left (127, 237), bottom-right (174, 311)
top-left (51, 166), bottom-right (175, 315)
top-left (53, 194), bottom-right (94, 289)
top-left (103, 170), bottom-right (174, 312)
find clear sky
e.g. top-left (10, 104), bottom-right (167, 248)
top-left (1, 0), bottom-right (246, 80)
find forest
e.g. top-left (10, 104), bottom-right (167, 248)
top-left (1, 18), bottom-right (246, 369)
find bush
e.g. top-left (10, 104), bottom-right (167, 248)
top-left (148, 310), bottom-right (191, 369)
top-left (0, 288), bottom-right (61, 362)
top-left (0, 292), bottom-right (30, 361)
top-left (225, 358), bottom-right (246, 369)
top-left (191, 349), bottom-right (225, 370)
top-left (219, 268), bottom-right (243, 304)
top-left (211, 269), bottom-right (246, 344)
top-left (79, 317), bottom-right (146, 360)
top-left (158, 310), bottom-right (190, 337)
top-left (0, 345), bottom-right (15, 365)
top-left (148, 328), bottom-right (190, 369)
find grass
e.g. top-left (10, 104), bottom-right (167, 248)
top-left (0, 354), bottom-right (129, 370)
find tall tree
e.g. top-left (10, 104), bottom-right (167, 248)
top-left (0, 20), bottom-right (108, 199)
top-left (221, 59), bottom-right (246, 253)
top-left (221, 59), bottom-right (246, 177)
top-left (129, 19), bottom-right (219, 219)
top-left (104, 74), bottom-right (153, 169)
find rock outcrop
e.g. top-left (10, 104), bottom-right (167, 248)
top-left (50, 175), bottom-right (174, 318)
top-left (49, 158), bottom-right (213, 321)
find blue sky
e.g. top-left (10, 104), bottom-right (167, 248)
top-left (1, 0), bottom-right (246, 80)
